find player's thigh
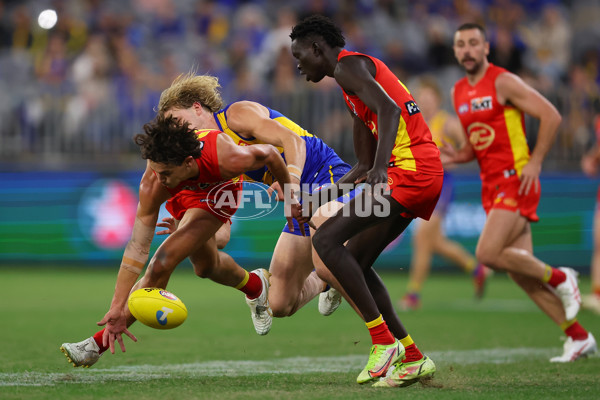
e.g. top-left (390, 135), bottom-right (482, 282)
top-left (269, 232), bottom-right (313, 297)
top-left (215, 220), bottom-right (231, 249)
top-left (309, 200), bottom-right (345, 278)
top-left (345, 214), bottom-right (412, 269)
top-left (476, 208), bottom-right (528, 258)
top-left (172, 208), bottom-right (223, 276)
top-left (413, 214), bottom-right (441, 245)
top-left (315, 191), bottom-right (405, 245)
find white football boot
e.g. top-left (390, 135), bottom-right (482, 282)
top-left (60, 336), bottom-right (102, 368)
top-left (550, 333), bottom-right (597, 362)
top-left (554, 267), bottom-right (582, 321)
top-left (245, 268), bottom-right (273, 335)
top-left (318, 288), bottom-right (342, 316)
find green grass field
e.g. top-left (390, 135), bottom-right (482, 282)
top-left (1, 266), bottom-right (599, 399)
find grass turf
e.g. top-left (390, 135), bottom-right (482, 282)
top-left (1, 266), bottom-right (599, 399)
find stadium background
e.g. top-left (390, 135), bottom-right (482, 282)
top-left (0, 0), bottom-right (599, 270)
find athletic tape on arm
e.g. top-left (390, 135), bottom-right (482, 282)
top-left (120, 217), bottom-right (156, 275)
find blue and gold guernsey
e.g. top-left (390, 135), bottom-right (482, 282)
top-left (214, 103), bottom-right (351, 236)
top-left (214, 104), bottom-right (349, 187)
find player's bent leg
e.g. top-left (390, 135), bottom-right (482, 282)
top-left (60, 337), bottom-right (102, 368)
top-left (268, 233), bottom-right (315, 317)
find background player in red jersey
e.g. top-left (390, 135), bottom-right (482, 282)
top-left (399, 76), bottom-right (490, 311)
top-left (445, 22), bottom-right (596, 362)
top-left (60, 115), bottom-right (303, 366)
top-left (291, 15), bottom-right (440, 387)
top-left (581, 119), bottom-right (600, 314)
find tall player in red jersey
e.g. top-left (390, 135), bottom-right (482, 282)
top-left (291, 15), bottom-right (439, 387)
top-left (60, 115), bottom-right (303, 366)
top-left (447, 22), bottom-right (596, 362)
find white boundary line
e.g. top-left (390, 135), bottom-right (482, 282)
top-left (0, 347), bottom-right (571, 387)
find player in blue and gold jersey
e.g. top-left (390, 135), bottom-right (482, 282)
top-left (157, 72), bottom-right (357, 335)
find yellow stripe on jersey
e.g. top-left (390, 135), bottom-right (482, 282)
top-left (390, 116), bottom-right (417, 172)
top-left (397, 79), bottom-right (411, 94)
top-left (328, 165), bottom-right (334, 184)
top-left (194, 129), bottom-right (214, 139)
top-left (273, 116), bottom-right (314, 138)
top-left (503, 108), bottom-right (529, 176)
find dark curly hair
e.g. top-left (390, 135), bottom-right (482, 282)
top-left (290, 14), bottom-right (345, 48)
top-left (134, 115), bottom-right (202, 165)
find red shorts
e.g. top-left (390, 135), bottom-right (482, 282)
top-left (481, 175), bottom-right (540, 222)
top-left (166, 181), bottom-right (243, 224)
top-left (387, 169), bottom-right (444, 221)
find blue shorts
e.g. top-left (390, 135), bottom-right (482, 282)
top-left (432, 172), bottom-right (454, 217)
top-left (282, 163), bottom-right (358, 236)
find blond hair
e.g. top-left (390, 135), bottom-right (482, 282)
top-left (158, 72), bottom-right (224, 114)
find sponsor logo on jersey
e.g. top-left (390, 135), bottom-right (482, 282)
top-left (404, 100), bottom-right (421, 116)
top-left (458, 103), bottom-right (469, 114)
top-left (471, 96), bottom-right (493, 112)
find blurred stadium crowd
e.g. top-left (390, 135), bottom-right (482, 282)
top-left (0, 0), bottom-right (599, 170)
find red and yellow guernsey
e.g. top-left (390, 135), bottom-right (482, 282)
top-left (452, 63), bottom-right (530, 182)
top-left (337, 49), bottom-right (443, 175)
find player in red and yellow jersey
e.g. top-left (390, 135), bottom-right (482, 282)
top-left (447, 22), bottom-right (596, 362)
top-left (400, 77), bottom-right (488, 311)
top-left (60, 115), bottom-right (304, 366)
top-left (291, 14), bottom-right (439, 387)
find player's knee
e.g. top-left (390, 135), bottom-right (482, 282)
top-left (475, 247), bottom-right (502, 271)
top-left (192, 256), bottom-right (217, 279)
top-left (270, 298), bottom-right (293, 318)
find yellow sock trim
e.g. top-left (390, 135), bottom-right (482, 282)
top-left (365, 314), bottom-right (384, 329)
top-left (464, 258), bottom-right (476, 273)
top-left (542, 265), bottom-right (553, 283)
top-left (407, 281), bottom-right (421, 293)
top-left (399, 335), bottom-right (414, 347)
top-left (235, 270), bottom-right (250, 290)
top-left (560, 319), bottom-right (576, 331)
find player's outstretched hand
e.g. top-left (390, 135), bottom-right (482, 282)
top-left (156, 217), bottom-right (178, 235)
top-left (97, 308), bottom-right (137, 354)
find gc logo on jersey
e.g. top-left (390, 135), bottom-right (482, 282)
top-left (471, 96), bottom-right (492, 112)
top-left (404, 100), bottom-right (421, 116)
top-left (467, 122), bottom-right (495, 150)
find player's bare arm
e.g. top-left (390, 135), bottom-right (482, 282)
top-left (216, 134), bottom-right (305, 230)
top-left (338, 115), bottom-right (376, 184)
top-left (495, 72), bottom-right (561, 195)
top-left (334, 56), bottom-right (401, 185)
top-left (226, 101), bottom-right (307, 186)
top-left (97, 163), bottom-right (170, 353)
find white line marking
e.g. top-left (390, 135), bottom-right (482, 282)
top-left (0, 347), bottom-right (580, 387)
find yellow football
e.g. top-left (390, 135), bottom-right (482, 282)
top-left (128, 288), bottom-right (187, 329)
